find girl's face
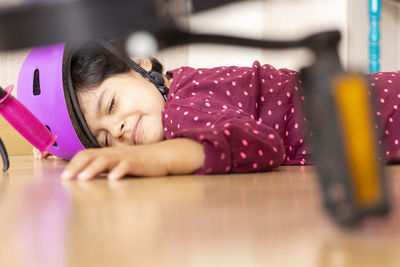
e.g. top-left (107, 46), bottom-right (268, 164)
top-left (77, 65), bottom-right (166, 147)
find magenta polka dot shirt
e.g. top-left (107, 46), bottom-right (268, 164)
top-left (162, 61), bottom-right (400, 174)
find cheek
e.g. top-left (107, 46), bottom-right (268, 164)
top-left (144, 115), bottom-right (165, 143)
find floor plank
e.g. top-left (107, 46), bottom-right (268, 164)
top-left (1, 155), bottom-right (399, 267)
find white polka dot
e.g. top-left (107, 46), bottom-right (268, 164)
top-left (268, 110), bottom-right (272, 115)
top-left (184, 111), bottom-right (189, 115)
top-left (222, 105), bottom-right (228, 110)
top-left (275, 124), bottom-right (279, 130)
top-left (258, 150), bottom-right (263, 156)
top-left (232, 81), bottom-right (236, 86)
top-left (238, 102), bottom-right (243, 108)
top-left (268, 134), bottom-right (275, 139)
top-left (242, 139), bottom-right (248, 146)
top-left (277, 100), bottom-right (282, 106)
top-left (240, 152), bottom-right (247, 159)
top-left (220, 153), bottom-right (226, 160)
top-left (205, 102), bottom-right (211, 107)
top-left (260, 96), bottom-right (265, 102)
top-left (226, 91), bottom-right (231, 96)
top-left (244, 91), bottom-right (249, 96)
top-left (294, 123), bottom-right (299, 129)
top-left (269, 160), bottom-right (274, 166)
top-left (165, 114), bottom-right (168, 119)
top-left (253, 163), bottom-right (258, 169)
top-left (380, 98), bottom-right (385, 103)
top-left (194, 116), bottom-right (199, 121)
top-left (224, 129), bottom-right (231, 136)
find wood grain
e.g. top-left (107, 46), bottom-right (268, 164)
top-left (1, 155), bottom-right (400, 267)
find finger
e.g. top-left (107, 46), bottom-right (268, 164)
top-left (33, 147), bottom-right (40, 159)
top-left (61, 151), bottom-right (96, 180)
top-left (41, 152), bottom-right (52, 159)
top-left (77, 156), bottom-right (112, 181)
top-left (108, 160), bottom-right (131, 180)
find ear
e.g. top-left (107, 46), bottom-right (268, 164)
top-left (131, 57), bottom-right (152, 72)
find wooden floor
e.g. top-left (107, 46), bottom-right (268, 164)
top-left (1, 155), bottom-right (400, 267)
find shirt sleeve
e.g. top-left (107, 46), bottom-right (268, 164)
top-left (163, 109), bottom-right (286, 175)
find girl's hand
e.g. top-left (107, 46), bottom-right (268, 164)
top-left (33, 147), bottom-right (60, 160)
top-left (61, 138), bottom-right (204, 181)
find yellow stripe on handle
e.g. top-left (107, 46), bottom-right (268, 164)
top-left (333, 75), bottom-right (381, 207)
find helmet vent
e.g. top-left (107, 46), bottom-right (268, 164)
top-left (33, 69), bottom-right (41, 96)
top-left (45, 125), bottom-right (58, 147)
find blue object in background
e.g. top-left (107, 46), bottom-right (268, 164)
top-left (369, 0), bottom-right (381, 73)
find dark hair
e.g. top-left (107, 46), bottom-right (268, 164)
top-left (70, 40), bottom-right (164, 92)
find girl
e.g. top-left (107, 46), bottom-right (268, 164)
top-left (31, 41), bottom-right (400, 181)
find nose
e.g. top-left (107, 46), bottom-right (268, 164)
top-left (110, 120), bottom-right (125, 140)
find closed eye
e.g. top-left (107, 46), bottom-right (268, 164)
top-left (105, 133), bottom-right (109, 147)
top-left (109, 98), bottom-right (115, 114)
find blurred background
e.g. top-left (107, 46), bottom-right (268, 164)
top-left (0, 0), bottom-right (399, 155)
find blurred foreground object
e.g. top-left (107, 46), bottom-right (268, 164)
top-left (0, 85), bottom-right (57, 171)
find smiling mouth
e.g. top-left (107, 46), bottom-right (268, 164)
top-left (132, 116), bottom-right (142, 145)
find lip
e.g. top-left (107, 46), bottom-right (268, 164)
top-left (131, 116), bottom-right (142, 145)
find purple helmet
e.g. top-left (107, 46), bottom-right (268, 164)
top-left (17, 41), bottom-right (168, 160)
top-left (17, 43), bottom-right (99, 160)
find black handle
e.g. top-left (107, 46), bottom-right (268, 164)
top-left (0, 137), bottom-right (9, 172)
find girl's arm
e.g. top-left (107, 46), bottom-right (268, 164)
top-left (61, 138), bottom-right (205, 180)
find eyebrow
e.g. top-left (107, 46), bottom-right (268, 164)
top-left (97, 90), bottom-right (107, 114)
